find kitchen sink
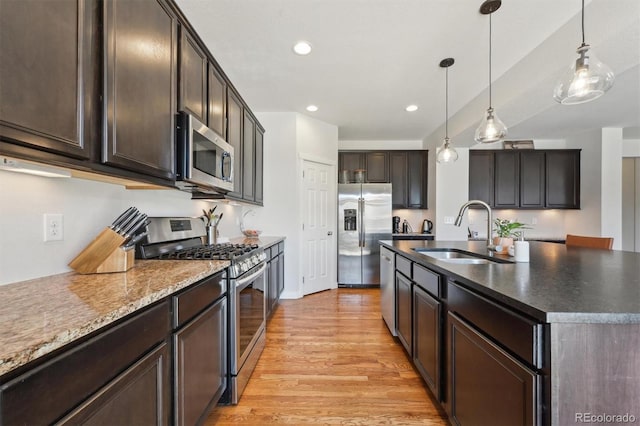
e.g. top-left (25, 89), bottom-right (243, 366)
top-left (412, 249), bottom-right (512, 264)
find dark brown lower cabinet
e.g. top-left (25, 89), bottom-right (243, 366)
top-left (0, 301), bottom-right (170, 425)
top-left (413, 284), bottom-right (441, 400)
top-left (58, 343), bottom-right (169, 425)
top-left (277, 251), bottom-right (285, 296)
top-left (449, 313), bottom-right (538, 426)
top-left (267, 254), bottom-right (279, 319)
top-left (174, 297), bottom-right (227, 426)
top-left (395, 271), bottom-right (412, 355)
top-left (266, 243), bottom-right (285, 320)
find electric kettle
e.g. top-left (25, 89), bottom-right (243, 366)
top-left (422, 219), bottom-right (433, 234)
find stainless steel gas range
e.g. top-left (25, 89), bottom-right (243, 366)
top-left (136, 217), bottom-right (267, 405)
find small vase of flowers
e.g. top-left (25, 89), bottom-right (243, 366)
top-left (493, 218), bottom-right (530, 254)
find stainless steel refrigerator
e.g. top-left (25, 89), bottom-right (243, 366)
top-left (338, 183), bottom-right (392, 286)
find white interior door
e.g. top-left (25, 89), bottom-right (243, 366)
top-left (302, 159), bottom-right (336, 295)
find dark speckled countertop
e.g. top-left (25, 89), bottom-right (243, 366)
top-left (380, 240), bottom-right (640, 324)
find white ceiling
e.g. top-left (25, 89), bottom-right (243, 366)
top-left (175, 0), bottom-right (640, 146)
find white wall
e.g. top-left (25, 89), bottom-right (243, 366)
top-left (435, 148), bottom-right (470, 240)
top-left (0, 171), bottom-right (244, 285)
top-left (600, 128), bottom-right (623, 248)
top-left (255, 112), bottom-right (339, 299)
top-left (298, 115), bottom-right (339, 162)
top-left (621, 158), bottom-right (637, 251)
top-left (564, 128), bottom-right (627, 249)
top-left (623, 139), bottom-right (640, 157)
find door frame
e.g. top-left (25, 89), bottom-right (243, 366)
top-left (298, 153), bottom-right (338, 297)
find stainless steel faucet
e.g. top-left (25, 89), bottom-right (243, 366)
top-left (455, 200), bottom-right (493, 249)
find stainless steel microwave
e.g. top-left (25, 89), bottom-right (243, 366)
top-left (176, 112), bottom-right (233, 194)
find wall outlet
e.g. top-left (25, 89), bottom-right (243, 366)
top-left (531, 217), bottom-right (538, 225)
top-left (444, 216), bottom-right (455, 225)
top-left (44, 214), bottom-right (64, 241)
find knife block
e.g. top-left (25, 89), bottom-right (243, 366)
top-left (69, 228), bottom-right (135, 274)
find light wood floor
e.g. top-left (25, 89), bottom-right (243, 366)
top-left (206, 288), bottom-right (448, 425)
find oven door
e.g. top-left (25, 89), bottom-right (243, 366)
top-left (231, 263), bottom-right (266, 375)
top-left (176, 112), bottom-right (234, 193)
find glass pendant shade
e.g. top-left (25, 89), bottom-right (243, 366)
top-left (475, 1), bottom-right (506, 144)
top-left (436, 138), bottom-right (458, 163)
top-left (553, 44), bottom-right (615, 105)
top-left (474, 107), bottom-right (507, 143)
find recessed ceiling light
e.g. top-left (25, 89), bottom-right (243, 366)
top-left (293, 41), bottom-right (312, 55)
top-left (306, 105), bottom-right (318, 112)
top-left (405, 105), bottom-right (419, 112)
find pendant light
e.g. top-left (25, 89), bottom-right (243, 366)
top-left (553, 0), bottom-right (615, 105)
top-left (474, 0), bottom-right (507, 144)
top-left (436, 58), bottom-right (458, 164)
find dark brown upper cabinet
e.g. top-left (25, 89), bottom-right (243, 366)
top-left (406, 151), bottom-right (427, 208)
top-left (469, 149), bottom-right (580, 209)
top-left (103, 0), bottom-right (178, 181)
top-left (0, 0), bottom-right (98, 160)
top-left (365, 152), bottom-right (389, 183)
top-left (178, 26), bottom-right (226, 136)
top-left (494, 151), bottom-right (520, 208)
top-left (520, 151), bottom-right (545, 208)
top-left (1, 0), bottom-right (265, 196)
top-left (255, 128), bottom-right (264, 205)
top-left (242, 111), bottom-right (256, 202)
top-left (546, 150), bottom-right (580, 209)
top-left (468, 151), bottom-right (494, 204)
top-left (208, 66), bottom-right (227, 139)
top-left (178, 27), bottom-right (208, 124)
top-left (339, 152), bottom-right (365, 178)
top-left (338, 151), bottom-right (389, 183)
top-left (338, 150), bottom-right (428, 209)
top-left (226, 89), bottom-right (243, 199)
top-left (389, 151), bottom-right (428, 209)
top-left (389, 152), bottom-right (408, 208)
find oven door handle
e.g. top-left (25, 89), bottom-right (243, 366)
top-left (235, 263), bottom-right (267, 289)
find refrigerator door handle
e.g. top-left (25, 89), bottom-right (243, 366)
top-left (358, 197), bottom-right (365, 247)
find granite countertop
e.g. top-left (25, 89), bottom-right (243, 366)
top-left (381, 240), bottom-right (640, 324)
top-left (0, 235), bottom-right (287, 378)
top-left (230, 235), bottom-right (285, 247)
top-left (0, 259), bottom-right (228, 377)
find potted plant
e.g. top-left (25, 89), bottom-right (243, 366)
top-left (493, 218), bottom-right (530, 254)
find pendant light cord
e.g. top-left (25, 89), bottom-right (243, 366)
top-left (581, 0), bottom-right (586, 46)
top-left (445, 67), bottom-right (449, 139)
top-left (489, 13), bottom-right (493, 109)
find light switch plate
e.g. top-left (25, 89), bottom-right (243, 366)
top-left (444, 216), bottom-right (455, 224)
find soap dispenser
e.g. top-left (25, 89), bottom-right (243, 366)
top-left (514, 233), bottom-right (530, 262)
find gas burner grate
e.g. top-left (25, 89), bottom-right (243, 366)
top-left (157, 243), bottom-right (260, 261)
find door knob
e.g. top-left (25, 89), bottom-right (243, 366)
top-left (327, 231), bottom-right (333, 236)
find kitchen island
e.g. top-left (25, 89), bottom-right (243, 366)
top-left (381, 239), bottom-right (640, 426)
